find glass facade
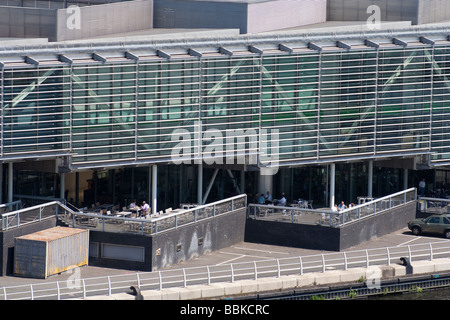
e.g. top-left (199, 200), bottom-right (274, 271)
top-left (1, 40), bottom-right (449, 168)
top-left (1, 34), bottom-right (450, 207)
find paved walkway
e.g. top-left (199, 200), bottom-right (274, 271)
top-left (1, 227), bottom-right (449, 289)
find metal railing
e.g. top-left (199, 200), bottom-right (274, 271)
top-left (58, 194), bottom-right (247, 235)
top-left (417, 197), bottom-right (450, 215)
top-left (248, 188), bottom-right (417, 227)
top-left (0, 200), bottom-right (22, 213)
top-left (1, 240), bottom-right (450, 300)
top-left (1, 201), bottom-right (74, 231)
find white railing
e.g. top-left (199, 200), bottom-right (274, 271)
top-left (61, 194), bottom-right (247, 235)
top-left (1, 201), bottom-right (74, 231)
top-left (248, 188), bottom-right (417, 227)
top-left (417, 196), bottom-right (450, 215)
top-left (1, 240), bottom-right (450, 300)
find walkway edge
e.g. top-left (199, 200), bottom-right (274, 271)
top-left (81, 258), bottom-right (450, 300)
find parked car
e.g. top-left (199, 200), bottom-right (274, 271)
top-left (408, 214), bottom-right (450, 239)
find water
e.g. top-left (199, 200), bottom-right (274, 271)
top-left (370, 286), bottom-right (450, 300)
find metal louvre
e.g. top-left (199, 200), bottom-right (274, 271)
top-left (0, 32), bottom-right (449, 167)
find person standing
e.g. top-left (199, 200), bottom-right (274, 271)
top-left (419, 178), bottom-right (426, 197)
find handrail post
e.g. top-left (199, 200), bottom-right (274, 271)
top-left (207, 266), bottom-right (211, 285)
top-left (107, 276), bottom-right (111, 296)
top-left (321, 254), bottom-right (326, 272)
top-left (254, 261), bottom-right (258, 280)
top-left (82, 279), bottom-right (86, 299)
top-left (343, 252), bottom-right (348, 270)
top-left (231, 264), bottom-right (235, 283)
top-left (408, 245), bottom-right (412, 262)
top-left (299, 257), bottom-right (303, 275)
top-left (276, 259), bottom-right (281, 278)
top-left (366, 249), bottom-right (369, 267)
top-left (387, 247), bottom-right (391, 265)
top-left (183, 268), bottom-right (187, 287)
top-left (429, 243), bottom-right (433, 261)
top-left (159, 271), bottom-right (163, 291)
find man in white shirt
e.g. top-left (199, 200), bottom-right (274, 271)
top-left (277, 193), bottom-right (287, 206)
top-left (140, 201), bottom-right (150, 217)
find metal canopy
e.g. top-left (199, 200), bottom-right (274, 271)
top-left (0, 30), bottom-right (448, 69)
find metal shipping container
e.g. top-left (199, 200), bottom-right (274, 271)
top-left (14, 226), bottom-right (89, 279)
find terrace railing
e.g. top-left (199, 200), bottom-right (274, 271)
top-left (417, 196), bottom-right (450, 215)
top-left (248, 188), bottom-right (417, 227)
top-left (1, 201), bottom-right (73, 231)
top-left (58, 194), bottom-right (247, 235)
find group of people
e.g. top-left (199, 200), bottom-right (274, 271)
top-left (418, 178), bottom-right (448, 199)
top-left (129, 200), bottom-right (150, 217)
top-left (256, 191), bottom-right (272, 204)
top-left (332, 201), bottom-right (355, 212)
top-left (256, 191), bottom-right (287, 207)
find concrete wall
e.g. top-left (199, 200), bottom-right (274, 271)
top-left (153, 0), bottom-right (247, 32)
top-left (247, 0), bottom-right (326, 34)
top-left (418, 0), bottom-right (450, 25)
top-left (0, 0), bottom-right (152, 42)
top-left (245, 219), bottom-right (341, 251)
top-left (56, 0), bottom-right (153, 41)
top-left (152, 207), bottom-right (247, 270)
top-left (327, 0), bottom-right (420, 24)
top-left (339, 201), bottom-right (416, 249)
top-left (0, 6), bottom-right (57, 39)
top-left (245, 201), bottom-right (417, 251)
top-left (154, 0), bottom-right (326, 34)
top-left (88, 207), bottom-right (247, 271)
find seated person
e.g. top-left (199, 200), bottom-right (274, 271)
top-left (257, 193), bottom-right (265, 204)
top-left (140, 201), bottom-right (150, 217)
top-left (264, 191), bottom-right (272, 204)
top-left (338, 201), bottom-right (347, 211)
top-left (276, 193), bottom-right (287, 206)
top-left (129, 200), bottom-right (139, 211)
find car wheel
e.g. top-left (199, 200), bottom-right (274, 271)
top-left (445, 230), bottom-right (450, 239)
top-left (412, 226), bottom-right (421, 236)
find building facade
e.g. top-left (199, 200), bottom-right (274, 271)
top-left (1, 22), bottom-right (450, 211)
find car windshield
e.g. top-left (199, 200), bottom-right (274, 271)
top-left (427, 217), bottom-right (441, 224)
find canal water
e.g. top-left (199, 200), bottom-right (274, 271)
top-left (369, 286), bottom-right (450, 300)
